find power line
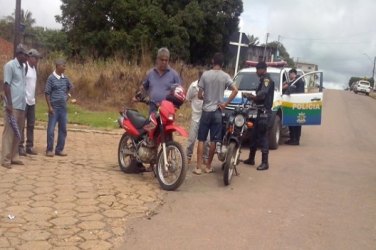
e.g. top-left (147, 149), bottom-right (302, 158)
top-left (280, 31), bottom-right (376, 41)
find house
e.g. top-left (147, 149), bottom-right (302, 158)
top-left (295, 61), bottom-right (318, 73)
top-left (247, 45), bottom-right (277, 63)
top-left (295, 61), bottom-right (319, 91)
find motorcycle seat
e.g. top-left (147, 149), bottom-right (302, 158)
top-left (126, 110), bottom-right (148, 129)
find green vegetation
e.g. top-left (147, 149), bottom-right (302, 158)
top-left (57, 0), bottom-right (243, 63)
top-left (34, 101), bottom-right (120, 129)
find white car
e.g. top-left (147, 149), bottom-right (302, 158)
top-left (353, 80), bottom-right (371, 95)
top-left (224, 64), bottom-right (323, 149)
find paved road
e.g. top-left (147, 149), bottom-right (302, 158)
top-left (0, 126), bottom-right (164, 249)
top-left (119, 90), bottom-right (376, 250)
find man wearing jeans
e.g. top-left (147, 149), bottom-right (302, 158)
top-left (45, 59), bottom-right (72, 157)
top-left (193, 53), bottom-right (238, 175)
top-left (19, 48), bottom-right (42, 156)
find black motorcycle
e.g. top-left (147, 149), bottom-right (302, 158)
top-left (217, 94), bottom-right (254, 185)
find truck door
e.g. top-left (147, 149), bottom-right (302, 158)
top-left (281, 71), bottom-right (323, 126)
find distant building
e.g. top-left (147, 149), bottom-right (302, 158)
top-left (295, 61), bottom-right (318, 73)
top-left (248, 45), bottom-right (277, 62)
top-left (295, 61), bottom-right (319, 91)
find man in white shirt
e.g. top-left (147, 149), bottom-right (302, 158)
top-left (186, 71), bottom-right (208, 164)
top-left (19, 49), bottom-right (41, 156)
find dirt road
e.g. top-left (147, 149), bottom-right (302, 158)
top-left (119, 89), bottom-right (376, 250)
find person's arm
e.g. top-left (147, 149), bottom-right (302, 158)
top-left (3, 63), bottom-right (13, 114)
top-left (66, 79), bottom-right (73, 101)
top-left (45, 77), bottom-right (54, 114)
top-left (253, 78), bottom-right (272, 101)
top-left (3, 83), bottom-right (12, 114)
top-left (218, 83), bottom-right (238, 110)
top-left (133, 73), bottom-right (150, 103)
top-left (198, 88), bottom-right (204, 100)
top-left (187, 83), bottom-right (198, 102)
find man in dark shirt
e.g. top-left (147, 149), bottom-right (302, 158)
top-left (45, 59), bottom-right (72, 157)
top-left (282, 68), bottom-right (305, 145)
top-left (243, 61), bottom-right (274, 171)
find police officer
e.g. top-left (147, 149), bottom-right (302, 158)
top-left (282, 68), bottom-right (305, 145)
top-left (243, 61), bottom-right (274, 171)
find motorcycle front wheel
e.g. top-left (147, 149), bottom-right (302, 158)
top-left (118, 134), bottom-right (140, 173)
top-left (156, 141), bottom-right (187, 191)
top-left (223, 142), bottom-right (238, 186)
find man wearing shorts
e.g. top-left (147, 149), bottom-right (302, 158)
top-left (193, 52), bottom-right (238, 175)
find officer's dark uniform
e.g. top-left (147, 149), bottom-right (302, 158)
top-left (244, 62), bottom-right (274, 171)
top-left (284, 69), bottom-right (305, 145)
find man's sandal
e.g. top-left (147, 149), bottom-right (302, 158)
top-left (204, 168), bottom-right (213, 173)
top-left (192, 168), bottom-right (202, 175)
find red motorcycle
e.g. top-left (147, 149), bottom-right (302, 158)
top-left (117, 87), bottom-right (188, 191)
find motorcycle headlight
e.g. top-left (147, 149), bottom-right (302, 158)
top-left (234, 114), bottom-right (245, 127)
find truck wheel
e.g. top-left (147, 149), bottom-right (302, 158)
top-left (269, 115), bottom-right (281, 150)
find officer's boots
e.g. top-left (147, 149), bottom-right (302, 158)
top-left (243, 149), bottom-right (256, 165)
top-left (257, 153), bottom-right (269, 171)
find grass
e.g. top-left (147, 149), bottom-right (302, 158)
top-left (34, 100), bottom-right (121, 129)
top-left (0, 96), bottom-right (192, 130)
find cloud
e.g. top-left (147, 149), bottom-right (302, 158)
top-left (240, 0), bottom-right (376, 87)
top-left (0, 0), bottom-right (62, 29)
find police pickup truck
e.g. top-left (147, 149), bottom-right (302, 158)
top-left (224, 61), bottom-right (323, 149)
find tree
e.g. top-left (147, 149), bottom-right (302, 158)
top-left (267, 41), bottom-right (295, 67)
top-left (247, 34), bottom-right (259, 46)
top-left (56, 0), bottom-right (243, 63)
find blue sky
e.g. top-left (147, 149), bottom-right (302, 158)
top-left (1, 0), bottom-right (376, 89)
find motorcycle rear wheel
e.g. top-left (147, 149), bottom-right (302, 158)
top-left (223, 142), bottom-right (237, 186)
top-left (118, 134), bottom-right (140, 173)
top-left (156, 141), bottom-right (187, 191)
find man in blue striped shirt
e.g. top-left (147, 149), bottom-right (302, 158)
top-left (44, 59), bottom-right (72, 157)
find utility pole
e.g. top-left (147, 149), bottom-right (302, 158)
top-left (13, 0), bottom-right (21, 57)
top-left (262, 33), bottom-right (269, 61)
top-left (262, 32), bottom-right (269, 62)
top-left (276, 35), bottom-right (281, 59)
top-left (372, 56), bottom-right (375, 81)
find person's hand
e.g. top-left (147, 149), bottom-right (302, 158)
top-left (5, 104), bottom-right (12, 115)
top-left (131, 96), bottom-right (139, 103)
top-left (48, 107), bottom-right (54, 115)
top-left (218, 102), bottom-right (227, 110)
top-left (243, 93), bottom-right (256, 100)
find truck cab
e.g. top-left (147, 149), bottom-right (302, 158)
top-left (224, 62), bottom-right (323, 149)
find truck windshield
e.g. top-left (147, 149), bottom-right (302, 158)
top-left (234, 72), bottom-right (280, 91)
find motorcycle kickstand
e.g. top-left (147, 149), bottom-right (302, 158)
top-left (234, 165), bottom-right (239, 176)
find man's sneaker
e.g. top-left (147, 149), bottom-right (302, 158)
top-left (26, 148), bottom-right (38, 155)
top-left (46, 151), bottom-right (54, 157)
top-left (1, 163), bottom-right (12, 169)
top-left (11, 160), bottom-right (24, 165)
top-left (55, 151), bottom-right (68, 156)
